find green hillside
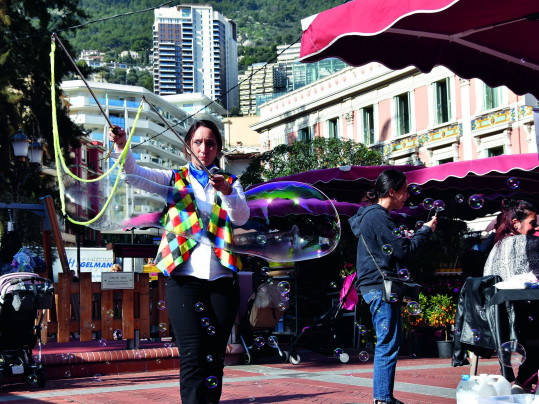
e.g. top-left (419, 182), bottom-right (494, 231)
top-left (69, 0), bottom-right (343, 71)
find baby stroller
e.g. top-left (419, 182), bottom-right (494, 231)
top-left (239, 281), bottom-right (290, 365)
top-left (0, 272), bottom-right (54, 387)
top-left (287, 273), bottom-right (358, 365)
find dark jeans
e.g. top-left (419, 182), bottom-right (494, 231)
top-left (363, 289), bottom-right (402, 402)
top-left (166, 275), bottom-right (239, 404)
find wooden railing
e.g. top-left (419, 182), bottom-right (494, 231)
top-left (44, 272), bottom-right (169, 344)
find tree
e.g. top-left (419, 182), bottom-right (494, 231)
top-left (240, 137), bottom-right (384, 188)
top-left (0, 0), bottom-right (87, 243)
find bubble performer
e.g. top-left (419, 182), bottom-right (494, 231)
top-left (483, 199), bottom-right (539, 393)
top-left (348, 169), bottom-right (437, 404)
top-left (109, 120), bottom-right (249, 404)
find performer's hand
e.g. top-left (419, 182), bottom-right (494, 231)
top-left (210, 173), bottom-right (232, 195)
top-left (425, 216), bottom-right (438, 231)
top-left (108, 125), bottom-right (127, 151)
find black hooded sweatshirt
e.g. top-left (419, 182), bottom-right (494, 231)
top-left (348, 204), bottom-right (432, 295)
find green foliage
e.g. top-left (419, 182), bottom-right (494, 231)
top-left (0, 0), bottom-right (86, 245)
top-left (240, 137), bottom-right (384, 188)
top-left (69, 0), bottom-right (344, 69)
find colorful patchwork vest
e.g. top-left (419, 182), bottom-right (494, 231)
top-left (154, 166), bottom-right (242, 276)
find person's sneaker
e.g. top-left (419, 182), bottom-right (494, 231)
top-left (374, 398), bottom-right (405, 404)
top-left (511, 383), bottom-right (526, 394)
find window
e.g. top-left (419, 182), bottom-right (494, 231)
top-left (434, 79), bottom-right (451, 124)
top-left (437, 157), bottom-right (453, 165)
top-left (362, 106), bottom-right (375, 144)
top-left (395, 93), bottom-right (411, 136)
top-left (484, 85), bottom-right (503, 110)
top-left (298, 126), bottom-right (312, 141)
top-left (328, 118), bottom-right (339, 138)
top-left (487, 146), bottom-right (504, 157)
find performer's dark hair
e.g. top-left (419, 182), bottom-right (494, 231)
top-left (495, 199), bottom-right (536, 243)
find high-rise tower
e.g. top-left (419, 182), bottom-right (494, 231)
top-left (152, 5), bottom-right (238, 111)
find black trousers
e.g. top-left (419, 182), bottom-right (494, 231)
top-left (514, 301), bottom-right (539, 387)
top-left (166, 275), bottom-right (239, 404)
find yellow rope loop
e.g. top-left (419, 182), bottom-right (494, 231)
top-left (50, 39), bottom-right (144, 226)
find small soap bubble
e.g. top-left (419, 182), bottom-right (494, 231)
top-left (330, 281), bottom-right (337, 288)
top-left (157, 300), bottom-right (166, 310)
top-left (410, 184), bottom-right (421, 195)
top-left (280, 292), bottom-right (290, 301)
top-left (256, 235), bottom-right (267, 245)
top-left (398, 268), bottom-right (410, 281)
top-left (389, 293), bottom-right (398, 302)
top-left (98, 339), bottom-right (107, 347)
top-left (195, 302), bottom-right (205, 312)
top-left (528, 315), bottom-right (534, 322)
top-left (106, 309), bottom-right (114, 318)
top-left (156, 359), bottom-right (161, 364)
top-left (358, 351), bottom-right (369, 362)
top-left (206, 376), bottom-right (218, 389)
top-left (158, 322), bottom-right (167, 332)
top-left (415, 220), bottom-right (425, 230)
top-left (259, 285), bottom-right (268, 294)
top-left (333, 348), bottom-right (343, 358)
top-left (382, 244), bottom-right (393, 255)
top-left (267, 336), bottom-right (278, 348)
top-left (113, 329), bottom-right (123, 340)
top-left (206, 354), bottom-right (213, 362)
top-left (357, 324), bottom-right (366, 334)
top-left (201, 317), bottom-right (210, 327)
top-left (469, 195), bottom-right (484, 210)
top-left (277, 281), bottom-right (290, 293)
top-left (433, 199), bottom-right (445, 212)
top-left (392, 228), bottom-right (402, 238)
top-left (406, 301), bottom-right (421, 316)
top-left (261, 267), bottom-right (270, 276)
top-left (65, 371), bottom-right (71, 378)
top-left (27, 374), bottom-right (37, 384)
top-left (94, 374), bottom-right (102, 383)
top-left (498, 341), bottom-right (526, 367)
top-left (507, 177), bottom-right (520, 189)
top-left (471, 329), bottom-right (481, 342)
top-left (423, 198), bottom-right (434, 210)
top-left (254, 336), bottom-right (265, 347)
top-left (90, 323), bottom-right (96, 329)
top-left (454, 328), bottom-right (461, 335)
top-left (399, 225), bottom-right (408, 232)
top-left (207, 326), bottom-right (216, 335)
top-left (455, 194), bottom-right (465, 204)
top-left (278, 302), bottom-right (287, 311)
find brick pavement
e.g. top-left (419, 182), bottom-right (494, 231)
top-left (0, 350), bottom-right (504, 404)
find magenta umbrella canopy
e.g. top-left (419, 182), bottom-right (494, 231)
top-left (266, 154), bottom-right (539, 220)
top-left (300, 0), bottom-right (539, 97)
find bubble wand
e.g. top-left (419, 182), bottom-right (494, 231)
top-left (141, 95), bottom-right (213, 179)
top-left (51, 33), bottom-right (118, 160)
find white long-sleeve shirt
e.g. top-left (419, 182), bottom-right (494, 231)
top-left (113, 149), bottom-right (250, 280)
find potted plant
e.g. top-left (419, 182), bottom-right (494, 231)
top-left (424, 293), bottom-right (457, 358)
top-left (401, 293), bottom-right (437, 357)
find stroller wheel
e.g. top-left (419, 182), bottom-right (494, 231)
top-left (36, 369), bottom-right (46, 388)
top-left (242, 352), bottom-right (252, 365)
top-left (279, 350), bottom-right (289, 363)
top-left (338, 352), bottom-right (350, 363)
top-left (289, 352), bottom-right (301, 365)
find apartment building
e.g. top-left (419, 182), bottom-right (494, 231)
top-left (252, 64), bottom-right (537, 166)
top-left (152, 5), bottom-right (238, 110)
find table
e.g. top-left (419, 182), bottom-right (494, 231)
top-left (486, 288), bottom-right (539, 381)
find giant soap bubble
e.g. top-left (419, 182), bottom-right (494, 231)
top-left (63, 175), bottom-right (341, 262)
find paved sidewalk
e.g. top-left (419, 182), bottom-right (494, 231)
top-left (0, 350), bottom-right (503, 403)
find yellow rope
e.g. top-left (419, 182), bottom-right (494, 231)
top-left (50, 39), bottom-right (143, 225)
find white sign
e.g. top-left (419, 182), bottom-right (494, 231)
top-left (52, 247), bottom-right (140, 282)
top-left (101, 272), bottom-right (135, 290)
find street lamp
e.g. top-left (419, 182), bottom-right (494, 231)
top-left (8, 128), bottom-right (43, 230)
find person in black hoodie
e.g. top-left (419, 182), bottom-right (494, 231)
top-left (349, 169), bottom-right (437, 404)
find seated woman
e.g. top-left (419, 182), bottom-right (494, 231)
top-left (483, 199), bottom-right (539, 393)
